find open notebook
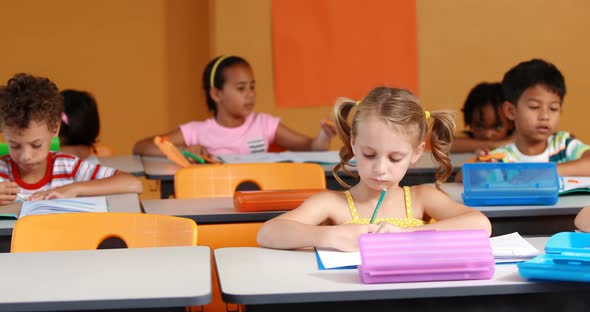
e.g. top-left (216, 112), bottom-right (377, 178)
top-left (0, 196), bottom-right (108, 219)
top-left (559, 176), bottom-right (590, 195)
top-left (315, 232), bottom-right (540, 270)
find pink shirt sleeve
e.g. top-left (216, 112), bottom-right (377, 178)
top-left (258, 113), bottom-right (281, 144)
top-left (179, 121), bottom-right (204, 146)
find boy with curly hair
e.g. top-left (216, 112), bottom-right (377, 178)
top-left (0, 73), bottom-right (141, 205)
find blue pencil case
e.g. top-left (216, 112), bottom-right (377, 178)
top-left (518, 232), bottom-right (590, 282)
top-left (461, 162), bottom-right (559, 206)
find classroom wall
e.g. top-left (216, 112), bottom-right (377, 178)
top-left (2, 1), bottom-right (590, 153)
top-left (210, 0), bottom-right (337, 148)
top-left (417, 0), bottom-right (590, 142)
top-left (0, 0), bottom-right (210, 154)
top-left (213, 0), bottom-right (590, 144)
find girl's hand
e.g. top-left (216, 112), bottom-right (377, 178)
top-left (327, 223), bottom-right (379, 252)
top-left (375, 222), bottom-right (407, 234)
top-left (28, 185), bottom-right (77, 201)
top-left (0, 181), bottom-right (18, 205)
top-left (185, 144), bottom-right (212, 160)
top-left (311, 119), bottom-right (338, 151)
top-left (320, 118), bottom-right (338, 138)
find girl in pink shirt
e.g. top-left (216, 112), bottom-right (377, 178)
top-left (134, 56), bottom-right (336, 159)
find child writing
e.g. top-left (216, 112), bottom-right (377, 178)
top-left (482, 59), bottom-right (590, 176)
top-left (133, 55), bottom-right (337, 158)
top-left (451, 82), bottom-right (514, 153)
top-left (257, 87), bottom-right (491, 252)
top-left (0, 73), bottom-right (142, 205)
top-left (59, 89), bottom-right (111, 159)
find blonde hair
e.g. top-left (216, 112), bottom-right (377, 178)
top-left (332, 87), bottom-right (455, 190)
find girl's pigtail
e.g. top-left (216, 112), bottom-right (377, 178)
top-left (332, 98), bottom-right (358, 188)
top-left (428, 110), bottom-right (456, 189)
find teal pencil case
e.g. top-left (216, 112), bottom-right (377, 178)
top-left (518, 232), bottom-right (590, 282)
top-left (461, 162), bottom-right (559, 206)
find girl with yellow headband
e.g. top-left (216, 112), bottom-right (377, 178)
top-left (258, 87), bottom-right (491, 252)
top-left (133, 55), bottom-right (336, 158)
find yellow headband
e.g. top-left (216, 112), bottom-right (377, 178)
top-left (210, 55), bottom-right (231, 89)
top-left (425, 111), bottom-right (431, 119)
top-left (355, 100), bottom-right (361, 106)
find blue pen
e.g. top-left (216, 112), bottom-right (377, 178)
top-left (369, 189), bottom-right (387, 224)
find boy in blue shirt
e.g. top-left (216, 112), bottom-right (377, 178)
top-left (489, 59), bottom-right (590, 176)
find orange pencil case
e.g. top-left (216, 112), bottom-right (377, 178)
top-left (233, 189), bottom-right (325, 212)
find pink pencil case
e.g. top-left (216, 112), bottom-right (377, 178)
top-left (358, 230), bottom-right (494, 284)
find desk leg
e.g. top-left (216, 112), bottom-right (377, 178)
top-left (160, 180), bottom-right (175, 199)
top-left (0, 236), bottom-right (10, 253)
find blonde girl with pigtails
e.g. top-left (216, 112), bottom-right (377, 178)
top-left (258, 87), bottom-right (491, 252)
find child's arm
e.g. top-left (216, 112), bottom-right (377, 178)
top-left (575, 206), bottom-right (590, 232)
top-left (28, 172), bottom-right (143, 201)
top-left (273, 120), bottom-right (337, 151)
top-left (451, 135), bottom-right (514, 153)
top-left (557, 151), bottom-right (590, 176)
top-left (257, 192), bottom-right (378, 251)
top-left (0, 181), bottom-right (18, 205)
top-left (133, 129), bottom-right (186, 156)
top-left (388, 185), bottom-right (492, 235)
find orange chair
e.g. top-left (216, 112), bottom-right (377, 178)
top-left (11, 212), bottom-right (197, 252)
top-left (174, 162), bottom-right (326, 199)
top-left (175, 162), bottom-right (326, 312)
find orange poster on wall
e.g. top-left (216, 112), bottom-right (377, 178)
top-left (271, 0), bottom-right (417, 107)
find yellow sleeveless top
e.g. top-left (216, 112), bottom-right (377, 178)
top-left (343, 186), bottom-right (425, 227)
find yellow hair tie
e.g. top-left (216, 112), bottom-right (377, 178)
top-left (425, 110), bottom-right (431, 119)
top-left (210, 55), bottom-right (231, 89)
top-left (355, 100), bottom-right (361, 106)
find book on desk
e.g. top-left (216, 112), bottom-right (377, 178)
top-left (559, 176), bottom-right (590, 195)
top-left (0, 196), bottom-right (108, 219)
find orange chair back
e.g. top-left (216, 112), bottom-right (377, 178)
top-left (11, 212), bottom-right (197, 252)
top-left (174, 163), bottom-right (326, 199)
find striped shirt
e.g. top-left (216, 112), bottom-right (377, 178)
top-left (0, 152), bottom-right (117, 196)
top-left (491, 131), bottom-right (590, 163)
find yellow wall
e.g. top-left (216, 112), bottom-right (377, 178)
top-left (0, 0), bottom-right (210, 154)
top-left (213, 0), bottom-right (590, 144)
top-left (210, 0), bottom-right (337, 148)
top-left (1, 0), bottom-right (590, 153)
top-left (417, 0), bottom-right (590, 141)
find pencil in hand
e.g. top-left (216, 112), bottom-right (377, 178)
top-left (182, 150), bottom-right (205, 164)
top-left (369, 189), bottom-right (387, 224)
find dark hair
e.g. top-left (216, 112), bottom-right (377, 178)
top-left (502, 59), bottom-right (566, 105)
top-left (201, 55), bottom-right (250, 115)
top-left (59, 89), bottom-right (100, 146)
top-left (462, 82), bottom-right (505, 126)
top-left (0, 73), bottom-right (63, 131)
top-left (333, 87), bottom-right (456, 190)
